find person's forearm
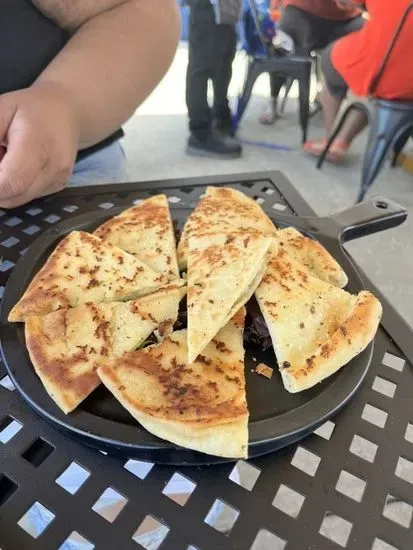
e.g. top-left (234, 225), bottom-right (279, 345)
top-left (35, 0), bottom-right (180, 149)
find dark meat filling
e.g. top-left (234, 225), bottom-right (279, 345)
top-left (244, 296), bottom-right (272, 350)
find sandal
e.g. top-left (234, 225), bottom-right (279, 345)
top-left (303, 139), bottom-right (349, 163)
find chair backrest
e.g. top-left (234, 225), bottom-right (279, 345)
top-left (369, 1), bottom-right (413, 95)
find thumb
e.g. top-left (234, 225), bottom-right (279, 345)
top-left (0, 95), bottom-right (18, 145)
top-left (0, 95), bottom-right (16, 168)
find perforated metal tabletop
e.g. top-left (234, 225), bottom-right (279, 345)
top-left (0, 172), bottom-right (412, 550)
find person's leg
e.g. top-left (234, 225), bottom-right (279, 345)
top-left (212, 23), bottom-right (237, 132)
top-left (303, 43), bottom-right (350, 161)
top-left (327, 15), bottom-right (365, 42)
top-left (335, 108), bottom-right (368, 146)
top-left (319, 80), bottom-right (342, 135)
top-left (260, 6), bottom-right (314, 124)
top-left (186, 1), bottom-right (241, 158)
top-left (186, 0), bottom-right (215, 137)
top-left (70, 141), bottom-right (127, 186)
top-left (320, 15), bottom-right (368, 145)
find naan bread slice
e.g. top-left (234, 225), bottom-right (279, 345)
top-left (255, 250), bottom-right (382, 392)
top-left (25, 284), bottom-right (183, 413)
top-left (98, 310), bottom-right (248, 458)
top-left (187, 232), bottom-right (274, 363)
top-left (177, 186), bottom-right (277, 269)
top-left (9, 231), bottom-right (168, 322)
top-left (95, 195), bottom-right (179, 281)
top-left (277, 227), bottom-right (348, 288)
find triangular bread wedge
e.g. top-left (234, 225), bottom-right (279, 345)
top-left (277, 227), bottom-right (348, 288)
top-left (187, 232), bottom-right (274, 363)
top-left (255, 250), bottom-right (382, 392)
top-left (95, 195), bottom-right (179, 281)
top-left (98, 309), bottom-right (248, 458)
top-left (25, 284), bottom-right (184, 413)
top-left (177, 186), bottom-right (277, 269)
top-left (9, 231), bottom-right (168, 322)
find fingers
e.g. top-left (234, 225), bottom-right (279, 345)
top-left (0, 130), bottom-right (50, 201)
top-left (0, 173), bottom-right (67, 209)
top-left (0, 89), bottom-right (78, 207)
top-left (0, 150), bottom-right (69, 208)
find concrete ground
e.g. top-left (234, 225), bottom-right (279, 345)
top-left (121, 44), bottom-right (413, 327)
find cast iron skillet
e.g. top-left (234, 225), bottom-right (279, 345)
top-left (0, 196), bottom-right (407, 465)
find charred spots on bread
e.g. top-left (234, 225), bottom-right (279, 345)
top-left (158, 319), bottom-right (173, 337)
top-left (212, 340), bottom-right (231, 354)
top-left (225, 374), bottom-right (241, 385)
top-left (87, 278), bottom-right (99, 289)
top-left (197, 355), bottom-right (212, 366)
top-left (305, 355), bottom-right (316, 369)
top-left (297, 270), bottom-right (308, 283)
top-left (95, 320), bottom-right (110, 341)
top-left (320, 344), bottom-right (330, 358)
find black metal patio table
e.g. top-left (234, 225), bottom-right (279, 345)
top-left (0, 171), bottom-right (412, 550)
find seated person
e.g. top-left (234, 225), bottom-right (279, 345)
top-left (0, 0), bottom-right (180, 207)
top-left (260, 0), bottom-right (364, 125)
top-left (304, 0), bottom-right (413, 161)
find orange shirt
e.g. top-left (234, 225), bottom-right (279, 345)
top-left (274, 0), bottom-right (361, 20)
top-left (332, 0), bottom-right (413, 99)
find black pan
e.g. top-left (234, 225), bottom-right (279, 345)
top-left (0, 195), bottom-right (407, 465)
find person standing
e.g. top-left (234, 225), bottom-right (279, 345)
top-left (185, 0), bottom-right (242, 158)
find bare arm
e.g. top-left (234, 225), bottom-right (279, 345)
top-left (33, 0), bottom-right (181, 148)
top-left (0, 0), bottom-right (180, 207)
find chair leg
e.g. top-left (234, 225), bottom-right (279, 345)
top-left (358, 119), bottom-right (411, 202)
top-left (391, 128), bottom-right (411, 167)
top-left (317, 103), bottom-right (369, 169)
top-left (297, 68), bottom-right (311, 144)
top-left (280, 77), bottom-right (294, 114)
top-left (234, 58), bottom-right (260, 131)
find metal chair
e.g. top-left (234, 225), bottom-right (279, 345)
top-left (234, 0), bottom-right (312, 143)
top-left (317, 2), bottom-right (413, 202)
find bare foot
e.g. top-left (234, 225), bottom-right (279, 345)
top-left (303, 139), bottom-right (349, 163)
top-left (259, 100), bottom-right (280, 125)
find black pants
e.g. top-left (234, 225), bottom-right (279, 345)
top-left (270, 6), bottom-right (364, 100)
top-left (186, 0), bottom-right (237, 135)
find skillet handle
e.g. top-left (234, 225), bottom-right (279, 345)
top-left (323, 196), bottom-right (407, 242)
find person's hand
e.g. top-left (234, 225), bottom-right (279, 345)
top-left (0, 83), bottom-right (80, 208)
